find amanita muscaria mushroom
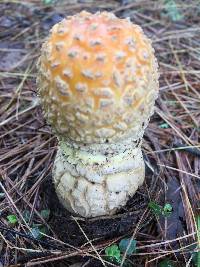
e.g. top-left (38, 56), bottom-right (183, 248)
top-left (37, 11), bottom-right (159, 217)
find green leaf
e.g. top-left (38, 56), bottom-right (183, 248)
top-left (23, 210), bottom-right (31, 223)
top-left (163, 0), bottom-right (183, 22)
top-left (40, 209), bottom-right (50, 220)
top-left (122, 261), bottom-right (132, 267)
top-left (0, 193), bottom-right (5, 199)
top-left (31, 224), bottom-right (47, 239)
top-left (159, 259), bottom-right (174, 267)
top-left (119, 238), bottom-right (136, 255)
top-left (189, 243), bottom-right (198, 266)
top-left (31, 226), bottom-right (41, 239)
top-left (148, 201), bottom-right (163, 216)
top-left (159, 123), bottom-right (169, 129)
top-left (192, 251), bottom-right (198, 267)
top-left (105, 245), bottom-right (121, 263)
top-left (159, 259), bottom-right (175, 267)
top-left (162, 203), bottom-right (173, 217)
top-left (149, 202), bottom-right (173, 217)
top-left (7, 214), bottom-right (18, 225)
top-left (43, 0), bottom-right (54, 5)
top-left (194, 215), bottom-right (200, 267)
top-left (39, 225), bottom-right (47, 236)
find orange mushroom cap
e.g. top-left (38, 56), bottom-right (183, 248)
top-left (37, 11), bottom-right (159, 144)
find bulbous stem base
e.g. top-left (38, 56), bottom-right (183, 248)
top-left (52, 141), bottom-right (145, 218)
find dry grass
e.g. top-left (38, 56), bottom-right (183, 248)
top-left (0, 0), bottom-right (199, 266)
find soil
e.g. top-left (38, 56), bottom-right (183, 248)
top-left (43, 175), bottom-right (150, 246)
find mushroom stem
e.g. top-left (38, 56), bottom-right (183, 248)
top-left (53, 138), bottom-right (144, 217)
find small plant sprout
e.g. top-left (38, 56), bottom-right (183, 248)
top-left (119, 238), bottom-right (137, 255)
top-left (7, 214), bottom-right (18, 225)
top-left (148, 201), bottom-right (163, 216)
top-left (159, 122), bottom-right (169, 129)
top-left (40, 209), bottom-right (50, 220)
top-left (37, 11), bottom-right (159, 217)
top-left (31, 224), bottom-right (47, 239)
top-left (148, 201), bottom-right (173, 217)
top-left (194, 214), bottom-right (200, 267)
top-left (159, 259), bottom-right (175, 267)
top-left (105, 245), bottom-right (121, 264)
top-left (163, 0), bottom-right (184, 22)
top-left (105, 239), bottom-right (137, 265)
top-left (162, 203), bottom-right (173, 217)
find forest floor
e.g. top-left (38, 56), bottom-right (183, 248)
top-left (0, 0), bottom-right (199, 266)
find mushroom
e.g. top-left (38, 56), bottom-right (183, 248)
top-left (37, 11), bottom-right (159, 217)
